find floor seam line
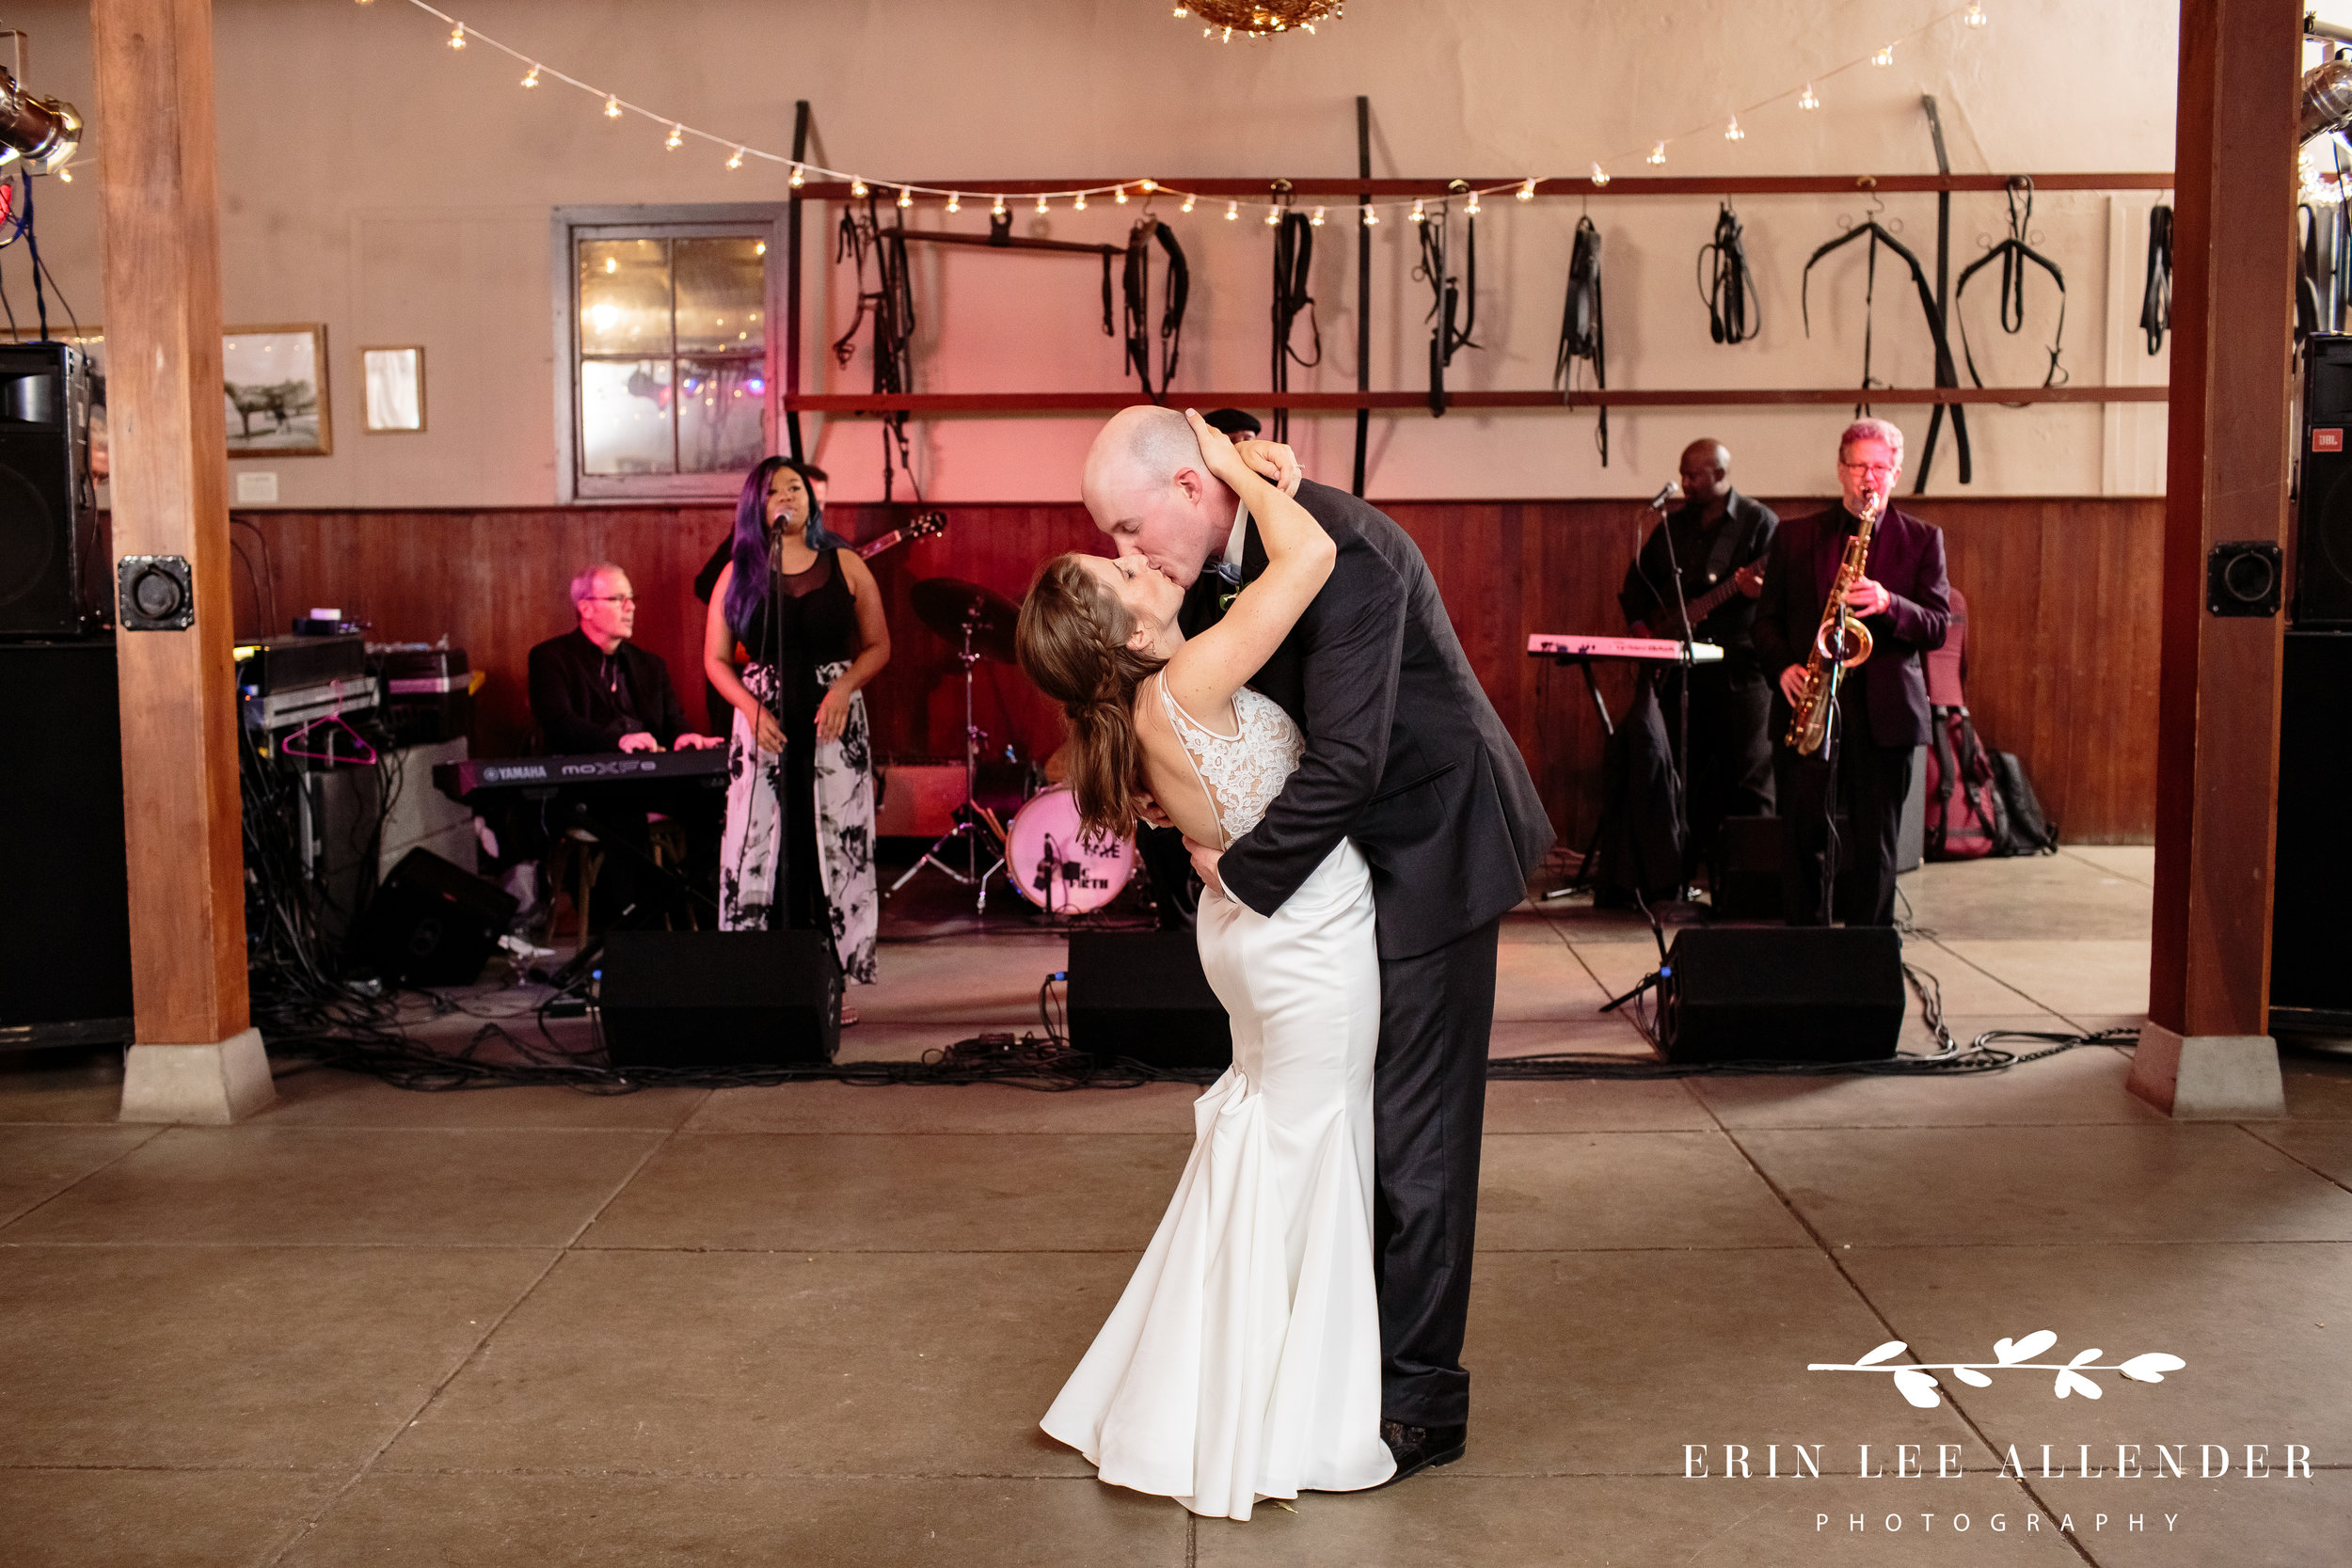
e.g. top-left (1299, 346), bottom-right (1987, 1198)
top-left (0, 1122), bottom-right (173, 1238)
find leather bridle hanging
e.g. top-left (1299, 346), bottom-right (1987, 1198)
top-left (833, 195), bottom-right (921, 500)
top-left (1952, 178), bottom-right (2068, 389)
top-left (1802, 211), bottom-right (1972, 485)
top-left (1269, 207), bottom-right (1321, 441)
top-left (1696, 201), bottom-right (1759, 345)
top-left (1122, 216), bottom-right (1188, 402)
top-left (1414, 191), bottom-right (1479, 417)
top-left (1555, 215), bottom-right (1608, 464)
top-left (2140, 202), bottom-right (2173, 356)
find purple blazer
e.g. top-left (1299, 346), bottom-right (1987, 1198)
top-left (1752, 503), bottom-right (1952, 750)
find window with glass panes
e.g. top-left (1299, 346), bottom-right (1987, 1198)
top-left (563, 212), bottom-right (781, 498)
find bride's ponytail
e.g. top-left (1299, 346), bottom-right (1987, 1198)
top-left (1016, 555), bottom-right (1167, 840)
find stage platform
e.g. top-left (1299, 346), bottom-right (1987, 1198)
top-left (2, 847), bottom-right (2347, 1565)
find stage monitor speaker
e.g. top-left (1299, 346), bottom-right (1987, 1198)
top-left (352, 847), bottom-right (516, 988)
top-left (0, 638), bottom-right (132, 1046)
top-left (1066, 930), bottom-right (1231, 1069)
top-left (2296, 335), bottom-right (2352, 626)
top-left (2271, 631), bottom-right (2352, 1032)
top-left (1658, 927), bottom-right (1905, 1063)
top-left (599, 929), bottom-right (841, 1070)
top-left (0, 342), bottom-right (93, 639)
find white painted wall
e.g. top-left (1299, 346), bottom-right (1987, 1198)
top-left (13, 0), bottom-right (2176, 503)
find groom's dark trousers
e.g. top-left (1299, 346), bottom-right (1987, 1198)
top-left (1182, 481), bottom-right (1554, 1427)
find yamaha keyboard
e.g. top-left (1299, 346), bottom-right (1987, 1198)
top-left (1527, 634), bottom-right (1724, 664)
top-left (433, 748), bottom-right (727, 804)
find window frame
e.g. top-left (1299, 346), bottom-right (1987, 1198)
top-left (551, 203), bottom-right (789, 503)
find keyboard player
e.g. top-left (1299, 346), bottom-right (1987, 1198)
top-left (522, 562), bottom-right (722, 930)
top-left (1616, 439), bottom-right (1778, 887)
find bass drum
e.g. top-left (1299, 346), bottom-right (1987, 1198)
top-left (1004, 784), bottom-right (1135, 913)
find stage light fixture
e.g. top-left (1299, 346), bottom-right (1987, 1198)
top-left (0, 68), bottom-right (79, 175)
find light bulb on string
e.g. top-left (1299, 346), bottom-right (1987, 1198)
top-left (1464, 191), bottom-right (1481, 215)
top-left (447, 23), bottom-right (466, 49)
top-left (1310, 206), bottom-right (1327, 226)
top-left (1518, 178), bottom-right (1537, 201)
top-left (1265, 202), bottom-right (1281, 225)
top-left (1647, 141), bottom-right (1667, 165)
top-left (898, 186), bottom-right (914, 209)
top-left (1724, 116), bottom-right (1744, 142)
top-left (1589, 164), bottom-right (1610, 187)
top-left (665, 123), bottom-right (684, 151)
top-left (1361, 205), bottom-right (1378, 226)
top-left (946, 192), bottom-right (962, 213)
top-left (1140, 180), bottom-right (1157, 193)
top-left (1873, 42), bottom-right (1896, 66)
top-left (789, 164), bottom-right (805, 188)
top-left (1409, 198), bottom-right (1426, 223)
top-left (1073, 191), bottom-right (1087, 210)
top-left (1180, 193), bottom-right (1197, 213)
top-left (520, 64), bottom-right (541, 88)
top-left (1964, 2), bottom-right (1987, 25)
top-left (851, 178), bottom-right (868, 198)
top-left (1115, 186), bottom-right (1129, 204)
top-left (726, 146), bottom-right (744, 170)
top-left (1037, 194), bottom-right (1050, 214)
top-left (991, 194), bottom-right (1007, 215)
top-left (55, 165), bottom-right (69, 182)
top-left (1225, 199), bottom-right (1239, 220)
top-left (604, 94), bottom-right (623, 119)
top-left (1221, 25), bottom-right (1233, 41)
top-left (1798, 82), bottom-right (1820, 110)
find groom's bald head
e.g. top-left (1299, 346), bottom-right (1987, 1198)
top-left (1082, 405), bottom-right (1234, 588)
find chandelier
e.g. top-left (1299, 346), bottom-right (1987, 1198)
top-left (1173, 2), bottom-right (1345, 40)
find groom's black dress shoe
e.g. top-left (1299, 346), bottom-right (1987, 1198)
top-left (1377, 1419), bottom-right (1467, 1486)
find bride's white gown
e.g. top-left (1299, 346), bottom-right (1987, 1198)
top-left (1041, 678), bottom-right (1394, 1520)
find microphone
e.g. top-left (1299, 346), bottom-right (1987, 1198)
top-left (1647, 481), bottom-right (1680, 513)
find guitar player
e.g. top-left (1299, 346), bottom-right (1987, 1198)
top-left (1616, 438), bottom-right (1780, 886)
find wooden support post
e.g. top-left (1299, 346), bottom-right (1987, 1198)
top-left (2134, 0), bottom-right (2296, 1119)
top-left (1352, 95), bottom-right (1371, 498)
top-left (93, 0), bottom-right (269, 1123)
top-left (784, 98), bottom-right (809, 465)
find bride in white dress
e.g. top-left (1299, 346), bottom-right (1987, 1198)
top-left (1014, 410), bottom-right (1395, 1520)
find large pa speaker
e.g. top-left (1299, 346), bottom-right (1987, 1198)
top-left (2296, 335), bottom-right (2352, 626)
top-left (2271, 631), bottom-right (2352, 1031)
top-left (1657, 927), bottom-right (1905, 1062)
top-left (0, 343), bottom-right (94, 639)
top-left (0, 639), bottom-right (133, 1046)
top-left (1066, 930), bottom-right (1232, 1069)
top-left (599, 929), bottom-right (841, 1070)
top-left (352, 847), bottom-right (516, 988)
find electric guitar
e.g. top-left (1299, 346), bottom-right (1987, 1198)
top-left (856, 511), bottom-right (946, 562)
top-left (1647, 558), bottom-right (1765, 640)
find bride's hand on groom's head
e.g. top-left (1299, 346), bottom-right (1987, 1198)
top-left (1232, 438), bottom-right (1303, 497)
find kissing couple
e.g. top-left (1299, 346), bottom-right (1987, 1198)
top-left (1014, 407), bottom-right (1554, 1520)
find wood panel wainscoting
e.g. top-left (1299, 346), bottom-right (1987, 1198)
top-left (227, 496), bottom-right (2162, 847)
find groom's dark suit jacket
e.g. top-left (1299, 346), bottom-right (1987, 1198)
top-left (1179, 480), bottom-right (1554, 960)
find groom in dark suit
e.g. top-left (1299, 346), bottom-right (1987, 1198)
top-left (1083, 406), bottom-right (1554, 1481)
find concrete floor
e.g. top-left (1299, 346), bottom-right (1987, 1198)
top-left (4, 846), bottom-right (2349, 1565)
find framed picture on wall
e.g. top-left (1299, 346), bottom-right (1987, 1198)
top-left (224, 324), bottom-right (332, 456)
top-left (360, 345), bottom-right (425, 433)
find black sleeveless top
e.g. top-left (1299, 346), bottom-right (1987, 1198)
top-left (735, 548), bottom-right (860, 723)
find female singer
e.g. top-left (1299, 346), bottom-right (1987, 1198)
top-left (705, 456), bottom-right (890, 1014)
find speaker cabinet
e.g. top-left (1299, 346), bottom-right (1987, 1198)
top-left (0, 343), bottom-right (94, 639)
top-left (0, 639), bottom-right (133, 1046)
top-left (599, 929), bottom-right (841, 1070)
top-left (2271, 631), bottom-right (2352, 1031)
top-left (352, 847), bottom-right (516, 988)
top-left (1066, 930), bottom-right (1232, 1069)
top-left (2297, 335), bottom-right (2352, 626)
top-left (1658, 927), bottom-right (1905, 1062)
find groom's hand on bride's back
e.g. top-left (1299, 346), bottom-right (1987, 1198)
top-left (1232, 439), bottom-right (1304, 498)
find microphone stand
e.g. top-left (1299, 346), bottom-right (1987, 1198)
top-left (1651, 490), bottom-right (1697, 899)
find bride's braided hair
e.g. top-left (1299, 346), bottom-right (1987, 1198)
top-left (1016, 554), bottom-right (1167, 840)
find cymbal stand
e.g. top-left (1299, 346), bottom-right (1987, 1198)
top-left (886, 615), bottom-right (1005, 912)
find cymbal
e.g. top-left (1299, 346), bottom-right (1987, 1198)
top-left (909, 576), bottom-right (1021, 663)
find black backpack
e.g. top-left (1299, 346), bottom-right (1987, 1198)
top-left (1991, 752), bottom-right (2059, 856)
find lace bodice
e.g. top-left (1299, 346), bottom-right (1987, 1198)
top-left (1155, 676), bottom-right (1305, 848)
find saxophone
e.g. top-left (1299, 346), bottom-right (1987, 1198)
top-left (1784, 491), bottom-right (1884, 755)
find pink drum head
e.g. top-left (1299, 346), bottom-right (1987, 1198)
top-left (1006, 784), bottom-right (1134, 912)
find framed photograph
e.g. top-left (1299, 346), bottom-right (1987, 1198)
top-left (224, 324), bottom-right (331, 456)
top-left (361, 346), bottom-right (425, 433)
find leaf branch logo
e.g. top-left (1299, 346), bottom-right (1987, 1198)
top-left (1808, 1331), bottom-right (2185, 1409)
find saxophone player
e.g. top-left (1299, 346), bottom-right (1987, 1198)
top-left (1753, 418), bottom-right (1951, 927)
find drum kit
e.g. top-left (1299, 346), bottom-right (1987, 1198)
top-left (889, 577), bottom-right (1137, 918)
